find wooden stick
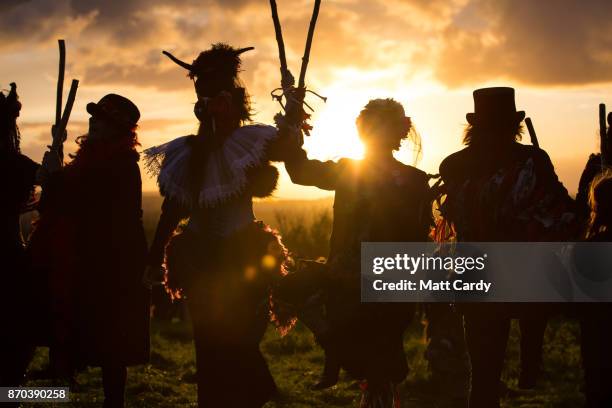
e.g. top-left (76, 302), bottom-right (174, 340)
top-left (52, 79), bottom-right (79, 158)
top-left (59, 80), bottom-right (78, 132)
top-left (269, 0), bottom-right (289, 85)
top-left (525, 117), bottom-right (539, 149)
top-left (298, 0), bottom-right (321, 89)
top-left (56, 39), bottom-right (65, 127)
top-left (600, 103), bottom-right (607, 166)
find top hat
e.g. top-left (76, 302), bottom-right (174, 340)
top-left (86, 94), bottom-right (140, 129)
top-left (466, 87), bottom-right (525, 125)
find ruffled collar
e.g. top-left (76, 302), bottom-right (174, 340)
top-left (144, 124), bottom-right (277, 208)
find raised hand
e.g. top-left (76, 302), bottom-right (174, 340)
top-left (42, 148), bottom-right (63, 174)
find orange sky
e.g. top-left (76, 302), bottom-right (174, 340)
top-left (2, 0), bottom-right (612, 199)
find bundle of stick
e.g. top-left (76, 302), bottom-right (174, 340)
top-left (269, 0), bottom-right (325, 138)
top-left (50, 39), bottom-right (79, 162)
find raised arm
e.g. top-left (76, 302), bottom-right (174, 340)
top-left (285, 145), bottom-right (344, 190)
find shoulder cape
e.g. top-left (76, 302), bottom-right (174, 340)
top-left (144, 124), bottom-right (277, 207)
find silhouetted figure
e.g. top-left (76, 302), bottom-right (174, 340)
top-left (436, 88), bottom-right (576, 408)
top-left (144, 44), bottom-right (293, 408)
top-left (0, 83), bottom-right (39, 399)
top-left (575, 137), bottom-right (612, 407)
top-left (30, 94), bottom-right (150, 408)
top-left (284, 99), bottom-right (432, 407)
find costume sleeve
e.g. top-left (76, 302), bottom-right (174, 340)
top-left (109, 161), bottom-right (148, 262)
top-left (148, 196), bottom-right (188, 267)
top-left (534, 149), bottom-right (581, 239)
top-left (283, 146), bottom-right (342, 191)
top-left (111, 161), bottom-right (144, 222)
top-left (537, 149), bottom-right (573, 203)
top-left (264, 131), bottom-right (286, 162)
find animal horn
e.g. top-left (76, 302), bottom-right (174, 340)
top-left (162, 51), bottom-right (193, 71)
top-left (235, 47), bottom-right (255, 55)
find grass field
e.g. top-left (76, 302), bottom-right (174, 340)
top-left (23, 317), bottom-right (585, 407)
top-left (19, 195), bottom-right (589, 407)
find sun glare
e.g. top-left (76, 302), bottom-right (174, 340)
top-left (305, 101), bottom-right (365, 161)
top-left (304, 91), bottom-right (422, 166)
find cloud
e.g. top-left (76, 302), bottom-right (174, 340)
top-left (435, 0), bottom-right (612, 87)
top-left (1, 0), bottom-right (612, 92)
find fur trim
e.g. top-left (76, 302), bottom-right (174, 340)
top-left (164, 221), bottom-right (295, 334)
top-left (246, 164), bottom-right (279, 198)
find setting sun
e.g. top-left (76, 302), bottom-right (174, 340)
top-left (306, 97), bottom-right (365, 161)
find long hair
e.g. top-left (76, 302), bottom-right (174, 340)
top-left (463, 122), bottom-right (524, 146)
top-left (356, 98), bottom-right (422, 164)
top-left (586, 170), bottom-right (612, 239)
top-left (70, 125), bottom-right (140, 165)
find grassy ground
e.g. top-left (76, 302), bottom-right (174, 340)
top-left (20, 199), bottom-right (586, 406)
top-left (23, 316), bottom-right (585, 407)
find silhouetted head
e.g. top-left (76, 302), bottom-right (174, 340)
top-left (0, 83), bottom-right (22, 154)
top-left (463, 87), bottom-right (525, 147)
top-left (588, 172), bottom-right (612, 237)
top-left (86, 93), bottom-right (139, 139)
top-left (76, 94), bottom-right (140, 151)
top-left (162, 43), bottom-right (253, 125)
top-left (356, 98), bottom-right (420, 160)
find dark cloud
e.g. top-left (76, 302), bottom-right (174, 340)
top-left (2, 0), bottom-right (612, 90)
top-left (0, 0), bottom-right (73, 46)
top-left (0, 0), bottom-right (254, 48)
top-left (83, 62), bottom-right (189, 91)
top-left (435, 0), bottom-right (612, 86)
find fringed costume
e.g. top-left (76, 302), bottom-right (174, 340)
top-left (145, 43), bottom-right (293, 408)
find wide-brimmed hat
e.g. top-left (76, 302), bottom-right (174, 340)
top-left (466, 87), bottom-right (525, 125)
top-left (86, 94), bottom-right (140, 129)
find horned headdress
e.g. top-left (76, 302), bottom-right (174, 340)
top-left (163, 43), bottom-right (255, 123)
top-left (163, 43), bottom-right (254, 80)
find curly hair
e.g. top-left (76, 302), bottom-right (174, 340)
top-left (356, 98), bottom-right (421, 163)
top-left (70, 125), bottom-right (140, 162)
top-left (587, 170), bottom-right (612, 238)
